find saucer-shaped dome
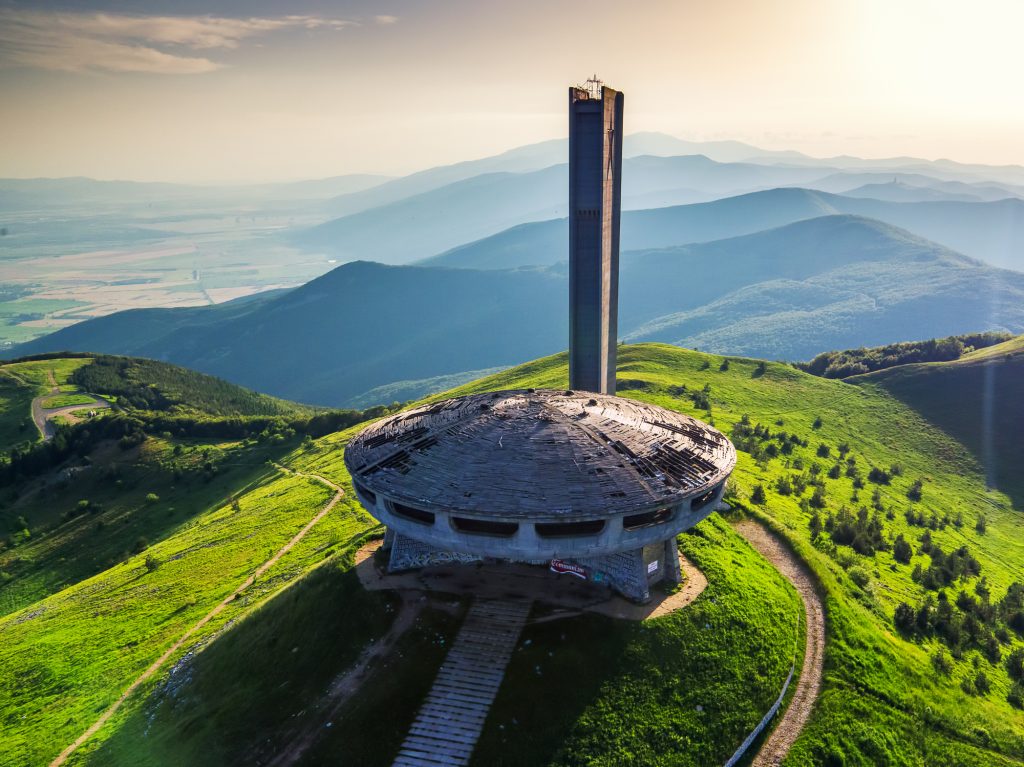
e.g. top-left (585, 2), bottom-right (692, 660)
top-left (344, 389), bottom-right (735, 520)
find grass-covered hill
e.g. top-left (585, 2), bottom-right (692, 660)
top-left (798, 332), bottom-right (1014, 378)
top-left (66, 355), bottom-right (309, 417)
top-left (13, 216), bottom-right (1024, 408)
top-left (856, 334), bottom-right (1024, 508)
top-left (0, 354), bottom-right (396, 618)
top-left (2, 342), bottom-right (1023, 766)
top-left (424, 186), bottom-right (1024, 271)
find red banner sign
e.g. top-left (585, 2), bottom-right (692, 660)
top-left (550, 559), bottom-right (587, 579)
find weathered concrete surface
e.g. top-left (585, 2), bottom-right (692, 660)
top-left (568, 83), bottom-right (623, 395)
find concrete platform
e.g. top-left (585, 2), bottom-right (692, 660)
top-left (354, 540), bottom-right (707, 622)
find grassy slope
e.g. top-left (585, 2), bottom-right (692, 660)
top-left (472, 515), bottom-right (803, 767)
top-left (0, 355), bottom-right (318, 615)
top-left (0, 355), bottom-right (362, 766)
top-left (0, 437), bottom-right (292, 616)
top-left (440, 344), bottom-right (1024, 765)
top-left (856, 334), bottom-right (1024, 507)
top-left (78, 427), bottom-right (801, 767)
top-left (3, 344), bottom-right (1023, 766)
top-left (0, 442), bottom-right (377, 767)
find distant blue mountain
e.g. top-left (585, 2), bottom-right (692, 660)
top-left (423, 187), bottom-right (1024, 271)
top-left (291, 156), bottom-right (838, 264)
top-left (14, 216), bottom-right (1024, 406)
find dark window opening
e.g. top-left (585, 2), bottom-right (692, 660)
top-left (354, 482), bottom-right (377, 507)
top-left (691, 483), bottom-right (723, 512)
top-left (390, 501), bottom-right (435, 525)
top-left (623, 508), bottom-right (674, 531)
top-left (536, 519), bottom-right (605, 537)
top-left (452, 517), bottom-right (518, 536)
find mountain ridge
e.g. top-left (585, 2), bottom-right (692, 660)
top-left (13, 215), bottom-right (1024, 406)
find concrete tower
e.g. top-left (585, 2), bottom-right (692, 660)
top-left (568, 76), bottom-right (623, 395)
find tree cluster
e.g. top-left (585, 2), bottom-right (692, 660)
top-left (797, 332), bottom-right (1012, 379)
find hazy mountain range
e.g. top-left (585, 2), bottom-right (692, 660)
top-left (15, 214), bottom-right (1024, 406)
top-left (424, 187), bottom-right (1024, 271)
top-left (8, 131), bottom-right (1024, 405)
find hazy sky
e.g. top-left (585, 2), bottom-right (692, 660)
top-left (1, 0), bottom-right (1022, 183)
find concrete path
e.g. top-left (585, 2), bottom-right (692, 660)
top-left (393, 599), bottom-right (532, 767)
top-left (734, 519), bottom-right (826, 767)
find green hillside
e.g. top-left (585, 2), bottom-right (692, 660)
top-left (0, 354), bottom-right (394, 617)
top-left (798, 332), bottom-right (1014, 378)
top-left (2, 344), bottom-right (1023, 766)
top-left (856, 334), bottom-right (1024, 507)
top-left (439, 344), bottom-right (1024, 765)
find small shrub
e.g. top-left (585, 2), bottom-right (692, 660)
top-left (750, 485), bottom-right (767, 505)
top-left (1007, 648), bottom-right (1024, 681)
top-left (868, 467), bottom-right (891, 485)
top-left (894, 602), bottom-right (916, 634)
top-left (145, 492), bottom-right (160, 505)
top-left (812, 416), bottom-right (823, 429)
top-left (893, 534), bottom-right (913, 565)
top-left (1009, 681), bottom-right (1024, 709)
top-left (931, 648), bottom-right (953, 676)
top-left (144, 554), bottom-right (162, 573)
top-left (848, 566), bottom-right (871, 589)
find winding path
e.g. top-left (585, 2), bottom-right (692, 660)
top-left (734, 519), bottom-right (826, 767)
top-left (30, 367), bottom-right (112, 440)
top-left (49, 467), bottom-right (343, 767)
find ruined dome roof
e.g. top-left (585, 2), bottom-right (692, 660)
top-left (344, 389), bottom-right (736, 520)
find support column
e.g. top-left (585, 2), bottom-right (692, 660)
top-left (664, 536), bottom-right (683, 585)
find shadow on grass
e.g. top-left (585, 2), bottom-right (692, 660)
top-left (865, 357), bottom-right (1024, 510)
top-left (88, 555), bottom-right (410, 767)
top-left (470, 610), bottom-right (631, 767)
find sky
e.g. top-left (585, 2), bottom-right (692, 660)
top-left (1, 0), bottom-right (1022, 183)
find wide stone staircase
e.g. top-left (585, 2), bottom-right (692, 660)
top-left (392, 599), bottom-right (532, 767)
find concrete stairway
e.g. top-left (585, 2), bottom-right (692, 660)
top-left (392, 599), bottom-right (532, 767)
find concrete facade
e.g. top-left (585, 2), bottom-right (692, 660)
top-left (356, 478), bottom-right (726, 563)
top-left (568, 82), bottom-right (623, 395)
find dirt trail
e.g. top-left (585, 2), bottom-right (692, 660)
top-left (734, 519), bottom-right (826, 767)
top-left (48, 467), bottom-right (344, 767)
top-left (30, 367), bottom-right (112, 440)
top-left (264, 593), bottom-right (423, 767)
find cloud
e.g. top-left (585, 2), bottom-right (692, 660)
top-left (374, 15), bottom-right (399, 25)
top-left (0, 9), bottom-right (354, 74)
